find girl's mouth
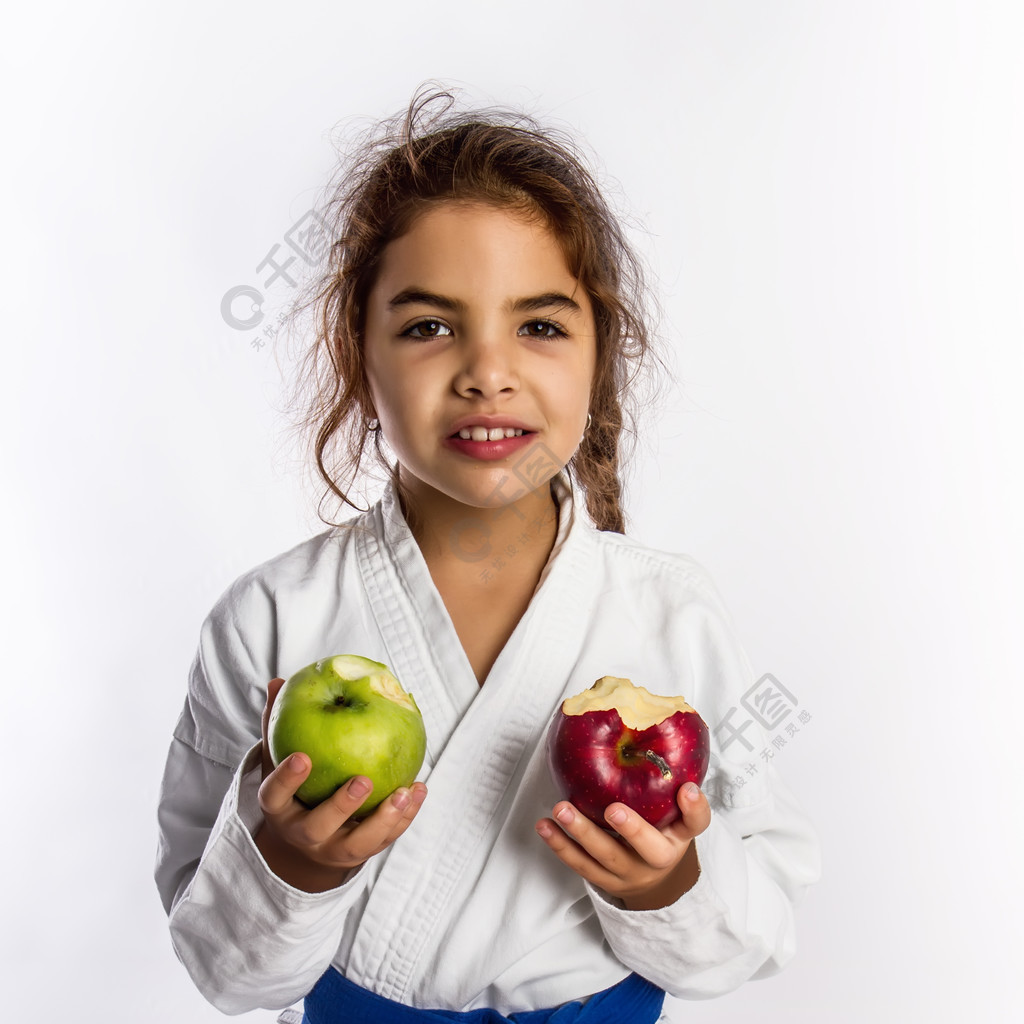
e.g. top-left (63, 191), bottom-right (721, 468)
top-left (444, 429), bottom-right (536, 461)
top-left (451, 426), bottom-right (527, 441)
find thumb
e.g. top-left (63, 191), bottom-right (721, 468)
top-left (674, 781), bottom-right (712, 839)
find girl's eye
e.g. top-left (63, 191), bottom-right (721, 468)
top-left (520, 319), bottom-right (568, 339)
top-left (400, 318), bottom-right (567, 339)
top-left (402, 319), bottom-right (452, 339)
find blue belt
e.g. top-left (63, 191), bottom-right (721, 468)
top-left (302, 967), bottom-right (665, 1024)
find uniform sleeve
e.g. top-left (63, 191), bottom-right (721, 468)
top-left (154, 581), bottom-right (368, 1014)
top-left (584, 766), bottom-right (820, 998)
top-left (584, 557), bottom-right (822, 998)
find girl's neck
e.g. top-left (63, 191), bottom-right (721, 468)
top-left (397, 474), bottom-right (561, 578)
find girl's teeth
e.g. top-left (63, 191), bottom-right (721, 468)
top-left (456, 427), bottom-right (526, 440)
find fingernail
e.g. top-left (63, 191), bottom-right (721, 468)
top-left (349, 776), bottom-right (372, 798)
top-left (288, 754), bottom-right (306, 773)
top-left (536, 821), bottom-right (554, 839)
top-left (392, 788), bottom-right (410, 810)
top-left (556, 806), bottom-right (574, 825)
top-left (683, 782), bottom-right (700, 799)
top-left (607, 807), bottom-right (627, 825)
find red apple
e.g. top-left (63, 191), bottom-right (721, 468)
top-left (547, 675), bottom-right (710, 829)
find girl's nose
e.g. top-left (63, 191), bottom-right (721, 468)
top-left (453, 333), bottom-right (519, 400)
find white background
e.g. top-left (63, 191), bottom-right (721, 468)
top-left (3, 1), bottom-right (1021, 1021)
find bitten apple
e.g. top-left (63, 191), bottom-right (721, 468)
top-left (547, 675), bottom-right (710, 829)
top-left (268, 654), bottom-right (427, 817)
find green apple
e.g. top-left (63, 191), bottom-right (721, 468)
top-left (267, 654), bottom-right (427, 817)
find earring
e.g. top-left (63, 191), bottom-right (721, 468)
top-left (366, 417), bottom-right (380, 431)
top-left (586, 413), bottom-right (593, 431)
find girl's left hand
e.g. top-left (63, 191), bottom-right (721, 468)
top-left (535, 782), bottom-right (712, 911)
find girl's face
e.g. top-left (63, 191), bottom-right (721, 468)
top-left (362, 201), bottom-right (597, 515)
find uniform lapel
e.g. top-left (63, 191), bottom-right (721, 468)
top-left (350, 473), bottom-right (602, 1001)
top-left (355, 480), bottom-right (475, 764)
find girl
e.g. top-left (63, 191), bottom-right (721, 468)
top-left (156, 85), bottom-right (820, 1024)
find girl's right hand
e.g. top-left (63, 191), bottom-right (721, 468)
top-left (253, 677), bottom-right (428, 893)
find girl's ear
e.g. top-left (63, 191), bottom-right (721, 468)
top-left (355, 380), bottom-right (378, 424)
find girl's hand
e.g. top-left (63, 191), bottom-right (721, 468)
top-left (254, 678), bottom-right (428, 893)
top-left (535, 782), bottom-right (712, 911)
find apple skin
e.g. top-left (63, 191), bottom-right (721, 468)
top-left (547, 680), bottom-right (710, 830)
top-left (268, 654), bottom-right (427, 817)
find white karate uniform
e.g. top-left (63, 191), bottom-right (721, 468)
top-left (155, 472), bottom-right (821, 1016)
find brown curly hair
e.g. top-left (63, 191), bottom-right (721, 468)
top-left (283, 82), bottom-right (665, 534)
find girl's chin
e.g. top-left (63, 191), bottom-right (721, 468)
top-left (397, 466), bottom-right (560, 513)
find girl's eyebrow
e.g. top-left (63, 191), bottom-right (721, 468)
top-left (386, 288), bottom-right (583, 317)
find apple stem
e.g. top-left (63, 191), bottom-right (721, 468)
top-left (644, 750), bottom-right (673, 779)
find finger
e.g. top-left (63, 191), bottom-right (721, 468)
top-left (535, 813), bottom-right (621, 891)
top-left (325, 781), bottom-right (428, 863)
top-left (258, 751), bottom-right (312, 820)
top-left (364, 781), bottom-right (429, 850)
top-left (260, 677), bottom-right (286, 778)
top-left (603, 803), bottom-right (679, 871)
top-left (296, 775), bottom-right (377, 845)
top-left (546, 802), bottom-right (640, 876)
top-left (670, 782), bottom-right (713, 840)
